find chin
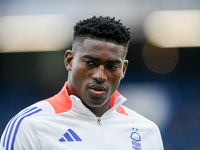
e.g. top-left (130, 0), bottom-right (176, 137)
top-left (86, 99), bottom-right (107, 108)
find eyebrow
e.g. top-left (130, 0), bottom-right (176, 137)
top-left (83, 55), bottom-right (121, 64)
top-left (83, 55), bottom-right (99, 61)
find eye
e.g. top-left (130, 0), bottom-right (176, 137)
top-left (107, 65), bottom-right (118, 70)
top-left (84, 60), bottom-right (98, 67)
top-left (85, 61), bottom-right (94, 65)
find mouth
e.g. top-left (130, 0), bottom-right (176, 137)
top-left (88, 85), bottom-right (107, 95)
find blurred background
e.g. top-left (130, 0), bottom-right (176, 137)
top-left (0, 0), bottom-right (200, 149)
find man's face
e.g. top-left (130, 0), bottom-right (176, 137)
top-left (65, 38), bottom-right (128, 109)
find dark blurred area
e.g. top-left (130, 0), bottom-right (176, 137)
top-left (0, 0), bottom-right (200, 149)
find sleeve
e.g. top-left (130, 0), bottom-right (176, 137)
top-left (145, 121), bottom-right (164, 150)
top-left (0, 106), bottom-right (42, 150)
top-left (155, 125), bottom-right (164, 150)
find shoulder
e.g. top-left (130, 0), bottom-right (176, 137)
top-left (19, 99), bottom-right (55, 118)
top-left (121, 105), bottom-right (161, 131)
top-left (13, 99), bottom-right (57, 128)
top-left (121, 105), bottom-right (163, 147)
top-left (2, 99), bottom-right (55, 134)
top-left (0, 100), bottom-right (55, 149)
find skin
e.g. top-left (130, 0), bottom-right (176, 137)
top-left (65, 38), bottom-right (128, 117)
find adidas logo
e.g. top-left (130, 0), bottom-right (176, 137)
top-left (59, 129), bottom-right (82, 142)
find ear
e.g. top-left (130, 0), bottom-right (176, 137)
top-left (64, 50), bottom-right (73, 71)
top-left (121, 59), bottom-right (128, 79)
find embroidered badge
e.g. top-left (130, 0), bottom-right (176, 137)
top-left (130, 128), bottom-right (142, 150)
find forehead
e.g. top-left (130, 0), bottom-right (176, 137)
top-left (74, 39), bottom-right (127, 59)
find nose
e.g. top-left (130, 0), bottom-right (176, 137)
top-left (92, 65), bottom-right (107, 83)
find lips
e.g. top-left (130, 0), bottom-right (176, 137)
top-left (88, 84), bottom-right (107, 95)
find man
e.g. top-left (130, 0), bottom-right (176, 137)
top-left (1, 16), bottom-right (163, 150)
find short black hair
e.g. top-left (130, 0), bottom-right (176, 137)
top-left (73, 16), bottom-right (131, 47)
